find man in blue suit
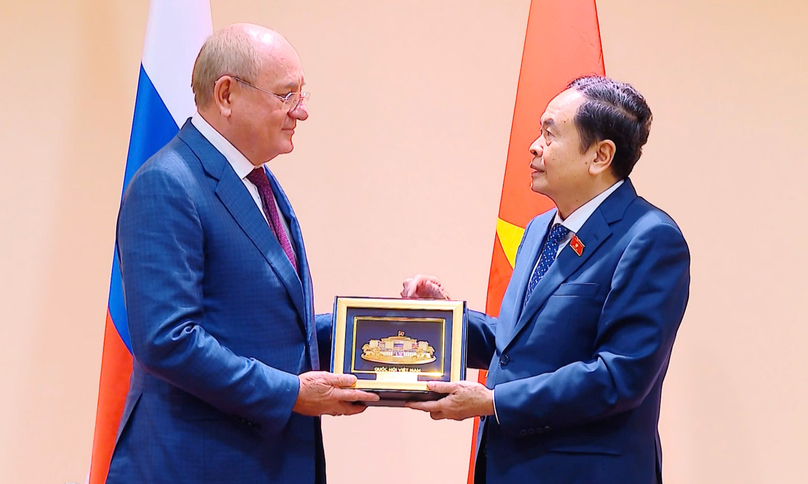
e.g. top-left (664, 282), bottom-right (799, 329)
top-left (404, 76), bottom-right (690, 483)
top-left (108, 24), bottom-right (378, 483)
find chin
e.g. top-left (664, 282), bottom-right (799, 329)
top-left (530, 179), bottom-right (548, 195)
top-left (278, 142), bottom-right (294, 155)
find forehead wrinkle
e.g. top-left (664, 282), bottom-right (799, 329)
top-left (277, 79), bottom-right (305, 91)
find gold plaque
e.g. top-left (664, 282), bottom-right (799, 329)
top-left (360, 330), bottom-right (436, 365)
top-left (330, 297), bottom-right (467, 405)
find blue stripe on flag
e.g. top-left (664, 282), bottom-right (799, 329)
top-left (122, 64), bottom-right (181, 194)
top-left (107, 64), bottom-right (181, 352)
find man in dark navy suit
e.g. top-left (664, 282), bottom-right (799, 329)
top-left (108, 23), bottom-right (378, 484)
top-left (404, 76), bottom-right (690, 484)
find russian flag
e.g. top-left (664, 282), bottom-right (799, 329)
top-left (88, 2), bottom-right (211, 483)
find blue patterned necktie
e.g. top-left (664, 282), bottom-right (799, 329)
top-left (524, 223), bottom-right (569, 304)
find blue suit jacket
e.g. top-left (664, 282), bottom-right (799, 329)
top-left (467, 180), bottom-right (690, 484)
top-left (108, 121), bottom-right (331, 483)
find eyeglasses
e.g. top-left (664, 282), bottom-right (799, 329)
top-left (232, 77), bottom-right (310, 112)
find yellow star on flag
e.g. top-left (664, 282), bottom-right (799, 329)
top-left (496, 218), bottom-right (526, 269)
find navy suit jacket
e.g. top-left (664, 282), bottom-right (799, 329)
top-left (467, 180), bottom-right (690, 484)
top-left (107, 121), bottom-right (331, 483)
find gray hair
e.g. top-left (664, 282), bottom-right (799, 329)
top-left (191, 27), bottom-right (262, 107)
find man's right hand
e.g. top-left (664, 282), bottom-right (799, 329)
top-left (293, 372), bottom-right (380, 417)
top-left (401, 274), bottom-right (451, 300)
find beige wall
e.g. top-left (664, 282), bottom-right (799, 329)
top-left (597, 2), bottom-right (808, 483)
top-left (1, 0), bottom-right (806, 482)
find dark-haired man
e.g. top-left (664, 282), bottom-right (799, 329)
top-left (403, 76), bottom-right (690, 484)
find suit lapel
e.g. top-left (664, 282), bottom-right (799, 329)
top-left (265, 168), bottom-right (319, 369)
top-left (177, 121), bottom-right (308, 333)
top-left (502, 180), bottom-right (639, 350)
top-left (492, 211), bottom-right (554, 352)
top-left (509, 212), bottom-right (555, 322)
top-left (503, 212), bottom-right (611, 350)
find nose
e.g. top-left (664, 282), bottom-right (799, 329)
top-left (529, 136), bottom-right (544, 158)
top-left (290, 100), bottom-right (309, 121)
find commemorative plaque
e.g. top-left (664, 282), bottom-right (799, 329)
top-left (330, 297), bottom-right (467, 406)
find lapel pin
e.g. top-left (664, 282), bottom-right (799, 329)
top-left (570, 235), bottom-right (584, 257)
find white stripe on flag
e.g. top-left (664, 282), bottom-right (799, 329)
top-left (141, 0), bottom-right (213, 127)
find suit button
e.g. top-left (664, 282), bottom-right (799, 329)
top-left (499, 354), bottom-right (510, 366)
top-left (528, 428), bottom-right (535, 435)
top-left (544, 426), bottom-right (551, 431)
top-left (519, 429), bottom-right (527, 436)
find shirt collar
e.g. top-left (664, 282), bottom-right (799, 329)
top-left (191, 111), bottom-right (258, 180)
top-left (553, 179), bottom-right (624, 233)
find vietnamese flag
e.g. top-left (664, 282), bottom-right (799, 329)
top-left (467, 1), bottom-right (605, 482)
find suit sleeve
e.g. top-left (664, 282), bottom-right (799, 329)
top-left (467, 310), bottom-right (497, 370)
top-left (117, 165), bottom-right (299, 437)
top-left (494, 222), bottom-right (690, 437)
top-left (467, 216), bottom-right (541, 370)
top-left (315, 312), bottom-right (333, 370)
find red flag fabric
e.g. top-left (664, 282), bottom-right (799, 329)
top-left (89, 313), bottom-right (133, 484)
top-left (468, 1), bottom-right (605, 482)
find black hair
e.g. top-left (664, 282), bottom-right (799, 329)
top-left (567, 75), bottom-right (653, 179)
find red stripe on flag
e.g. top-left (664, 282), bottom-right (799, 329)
top-left (89, 311), bottom-right (133, 484)
top-left (468, 1), bottom-right (605, 482)
top-left (485, 235), bottom-right (514, 319)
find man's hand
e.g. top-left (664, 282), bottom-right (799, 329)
top-left (293, 372), bottom-right (380, 417)
top-left (401, 274), bottom-right (450, 300)
top-left (405, 381), bottom-right (494, 421)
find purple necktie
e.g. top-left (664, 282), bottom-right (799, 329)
top-left (246, 168), bottom-right (298, 272)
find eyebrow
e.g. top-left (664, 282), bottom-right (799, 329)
top-left (278, 80), bottom-right (306, 92)
top-left (542, 118), bottom-right (557, 130)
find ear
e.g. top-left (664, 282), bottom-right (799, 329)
top-left (588, 139), bottom-right (616, 176)
top-left (211, 76), bottom-right (235, 117)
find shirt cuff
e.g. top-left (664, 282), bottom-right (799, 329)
top-left (492, 387), bottom-right (501, 425)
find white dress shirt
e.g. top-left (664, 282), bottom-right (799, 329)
top-left (191, 112), bottom-right (295, 253)
top-left (492, 179), bottom-right (624, 424)
top-left (549, 179), bottom-right (624, 259)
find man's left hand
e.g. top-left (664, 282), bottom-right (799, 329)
top-left (406, 381), bottom-right (494, 421)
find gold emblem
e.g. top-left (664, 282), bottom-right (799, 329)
top-left (361, 331), bottom-right (436, 365)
